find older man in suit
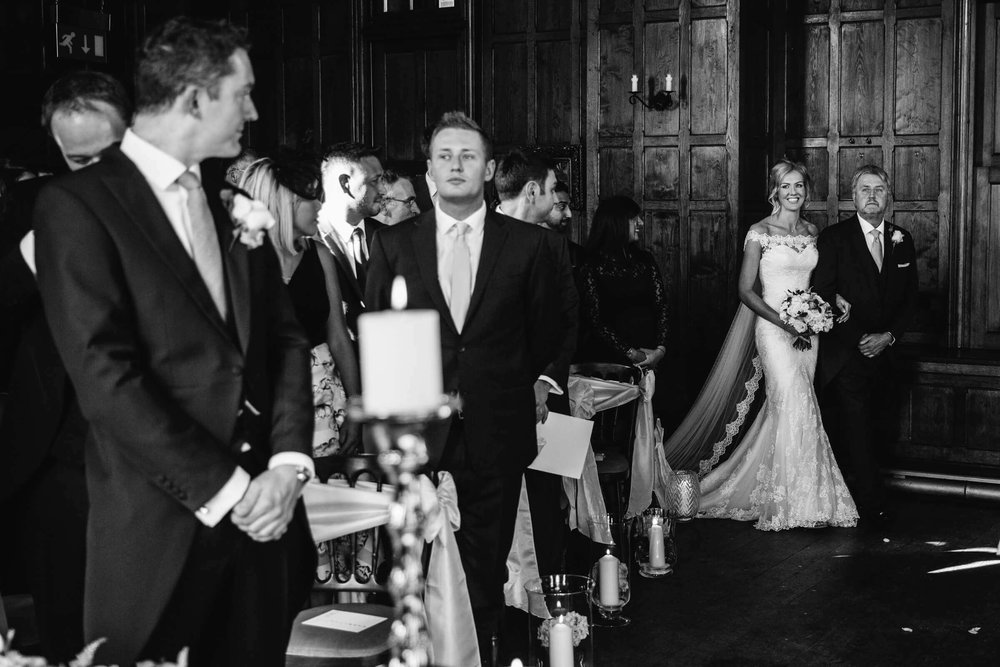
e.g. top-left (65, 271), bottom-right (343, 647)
top-left (814, 164), bottom-right (918, 527)
top-left (366, 111), bottom-right (557, 663)
top-left (34, 17), bottom-right (314, 666)
top-left (0, 70), bottom-right (130, 663)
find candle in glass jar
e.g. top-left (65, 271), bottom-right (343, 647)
top-left (358, 276), bottom-right (443, 414)
top-left (630, 74), bottom-right (638, 92)
top-left (598, 553), bottom-right (620, 606)
top-left (649, 522), bottom-right (666, 568)
top-left (665, 74), bottom-right (673, 92)
top-left (548, 619), bottom-right (573, 667)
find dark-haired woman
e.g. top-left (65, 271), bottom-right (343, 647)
top-left (578, 195), bottom-right (669, 370)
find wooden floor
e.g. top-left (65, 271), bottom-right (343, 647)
top-left (504, 492), bottom-right (1000, 666)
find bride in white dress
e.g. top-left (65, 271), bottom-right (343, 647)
top-left (688, 160), bottom-right (858, 530)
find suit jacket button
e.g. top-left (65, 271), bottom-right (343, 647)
top-left (459, 346), bottom-right (466, 353)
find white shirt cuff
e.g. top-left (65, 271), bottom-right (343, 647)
top-left (537, 375), bottom-right (564, 396)
top-left (269, 452), bottom-right (316, 478)
top-left (196, 466), bottom-right (250, 527)
top-left (20, 231), bottom-right (36, 276)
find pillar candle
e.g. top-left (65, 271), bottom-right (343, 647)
top-left (598, 553), bottom-right (620, 606)
top-left (665, 74), bottom-right (673, 92)
top-left (548, 619), bottom-right (573, 667)
top-left (649, 523), bottom-right (666, 568)
top-left (630, 74), bottom-right (638, 92)
top-left (358, 276), bottom-right (443, 414)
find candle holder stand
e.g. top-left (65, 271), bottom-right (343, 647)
top-left (628, 89), bottom-right (678, 111)
top-left (633, 507), bottom-right (675, 578)
top-left (347, 395), bottom-right (460, 667)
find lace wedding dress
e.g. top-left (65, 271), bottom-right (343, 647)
top-left (698, 232), bottom-right (859, 530)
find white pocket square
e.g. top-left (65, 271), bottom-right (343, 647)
top-left (897, 262), bottom-right (911, 267)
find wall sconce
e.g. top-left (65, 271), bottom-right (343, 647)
top-left (628, 74), bottom-right (678, 111)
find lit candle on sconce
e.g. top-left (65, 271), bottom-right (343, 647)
top-left (630, 74), bottom-right (638, 92)
top-left (665, 74), bottom-right (673, 92)
top-left (358, 276), bottom-right (443, 415)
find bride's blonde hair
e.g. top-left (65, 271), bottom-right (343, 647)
top-left (767, 158), bottom-right (811, 215)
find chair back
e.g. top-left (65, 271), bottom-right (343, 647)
top-left (311, 453), bottom-right (390, 595)
top-left (570, 362), bottom-right (642, 458)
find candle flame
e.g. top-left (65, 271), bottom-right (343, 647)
top-left (390, 275), bottom-right (407, 310)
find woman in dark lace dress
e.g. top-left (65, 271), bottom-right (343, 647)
top-left (579, 195), bottom-right (669, 371)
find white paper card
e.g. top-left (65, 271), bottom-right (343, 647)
top-left (302, 608), bottom-right (387, 633)
top-left (529, 412), bottom-right (594, 479)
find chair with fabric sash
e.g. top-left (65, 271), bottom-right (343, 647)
top-left (569, 362), bottom-right (642, 536)
top-left (285, 454), bottom-right (393, 667)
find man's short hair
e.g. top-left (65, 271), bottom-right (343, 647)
top-left (429, 111), bottom-right (493, 160)
top-left (494, 150), bottom-right (555, 202)
top-left (135, 17), bottom-right (251, 113)
top-left (41, 70), bottom-right (131, 131)
top-left (552, 180), bottom-right (570, 195)
top-left (850, 163), bottom-right (892, 195)
top-left (381, 168), bottom-right (411, 187)
top-left (321, 142), bottom-right (380, 173)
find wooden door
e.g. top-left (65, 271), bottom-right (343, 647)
top-left (781, 0), bottom-right (954, 345)
top-left (364, 0), bottom-right (471, 163)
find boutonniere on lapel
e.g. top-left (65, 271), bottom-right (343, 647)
top-left (890, 229), bottom-right (904, 246)
top-left (220, 189), bottom-right (275, 250)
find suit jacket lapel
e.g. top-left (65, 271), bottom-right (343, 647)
top-left (411, 215), bottom-right (455, 334)
top-left (322, 233), bottom-right (365, 303)
top-left (101, 150), bottom-right (233, 343)
top-left (205, 170), bottom-right (250, 353)
top-left (880, 222), bottom-right (896, 284)
top-left (464, 212), bottom-right (507, 327)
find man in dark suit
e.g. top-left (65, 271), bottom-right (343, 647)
top-left (0, 70), bottom-right (130, 663)
top-left (814, 164), bottom-right (918, 525)
top-left (33, 18), bottom-right (314, 666)
top-left (366, 111), bottom-right (557, 663)
top-left (316, 142), bottom-right (386, 451)
top-left (495, 150), bottom-right (578, 577)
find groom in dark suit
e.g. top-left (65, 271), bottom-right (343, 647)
top-left (814, 164), bottom-right (918, 524)
top-left (34, 17), bottom-right (314, 666)
top-left (366, 111), bottom-right (557, 663)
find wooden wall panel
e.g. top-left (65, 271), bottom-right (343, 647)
top-left (284, 59), bottom-right (316, 147)
top-left (690, 146), bottom-right (728, 200)
top-left (989, 186), bottom-right (1000, 332)
top-left (786, 24), bottom-right (830, 138)
top-left (895, 18), bottom-right (942, 135)
top-left (536, 40), bottom-right (574, 145)
top-left (837, 146), bottom-right (884, 198)
top-left (687, 211), bottom-right (731, 361)
top-left (908, 385), bottom-right (954, 444)
top-left (599, 24), bottom-right (634, 136)
top-left (645, 0), bottom-right (681, 9)
top-left (842, 0), bottom-right (884, 10)
top-left (602, 0), bottom-right (633, 13)
top-left (493, 42), bottom-right (530, 145)
top-left (804, 0), bottom-right (831, 11)
top-left (383, 52), bottom-right (421, 158)
top-left (425, 49), bottom-right (462, 134)
top-left (599, 147), bottom-right (635, 198)
top-left (788, 147), bottom-right (830, 202)
top-left (840, 21), bottom-right (885, 136)
top-left (893, 146), bottom-right (940, 201)
top-left (644, 148), bottom-right (680, 200)
top-left (966, 389), bottom-right (1000, 452)
top-left (494, 1), bottom-right (528, 33)
top-left (692, 0), bottom-right (726, 6)
top-left (537, 0), bottom-right (571, 31)
top-left (690, 18), bottom-right (728, 135)
top-left (895, 210), bottom-right (940, 292)
top-left (644, 21), bottom-right (681, 137)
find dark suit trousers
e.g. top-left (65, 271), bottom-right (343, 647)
top-left (525, 391), bottom-right (570, 577)
top-left (827, 353), bottom-right (888, 515)
top-left (440, 417), bottom-right (522, 663)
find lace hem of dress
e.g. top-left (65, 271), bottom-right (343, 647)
top-left (697, 355), bottom-right (764, 479)
top-left (744, 230), bottom-right (817, 253)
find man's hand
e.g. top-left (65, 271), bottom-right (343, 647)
top-left (835, 294), bottom-right (852, 323)
top-left (231, 465), bottom-right (303, 542)
top-left (858, 332), bottom-right (893, 359)
top-left (533, 379), bottom-right (550, 424)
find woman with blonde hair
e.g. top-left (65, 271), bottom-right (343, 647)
top-left (239, 154), bottom-right (361, 456)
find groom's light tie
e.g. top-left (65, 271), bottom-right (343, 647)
top-left (449, 222), bottom-right (471, 332)
top-left (869, 228), bottom-right (883, 272)
top-left (176, 170), bottom-right (227, 320)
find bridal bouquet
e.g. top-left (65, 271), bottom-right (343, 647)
top-left (778, 288), bottom-right (834, 351)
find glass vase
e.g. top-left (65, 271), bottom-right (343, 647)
top-left (667, 469), bottom-right (702, 521)
top-left (525, 574), bottom-right (595, 667)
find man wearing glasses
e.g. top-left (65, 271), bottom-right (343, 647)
top-left (375, 169), bottom-right (421, 225)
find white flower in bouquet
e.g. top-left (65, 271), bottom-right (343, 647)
top-left (779, 288), bottom-right (834, 351)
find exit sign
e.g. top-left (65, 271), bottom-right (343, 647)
top-left (52, 7), bottom-right (109, 63)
